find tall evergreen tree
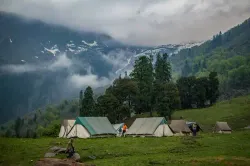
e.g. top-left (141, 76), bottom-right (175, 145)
top-left (155, 53), bottom-right (171, 83)
top-left (177, 76), bottom-right (197, 109)
top-left (96, 94), bottom-right (119, 123)
top-left (208, 72), bottom-right (219, 105)
top-left (130, 56), bottom-right (154, 115)
top-left (155, 83), bottom-right (180, 119)
top-left (154, 53), bottom-right (172, 116)
top-left (14, 117), bottom-right (22, 138)
top-left (79, 90), bottom-right (83, 116)
top-left (81, 86), bottom-right (95, 116)
top-left (181, 60), bottom-right (192, 77)
top-left (112, 77), bottom-right (138, 115)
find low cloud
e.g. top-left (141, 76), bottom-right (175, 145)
top-left (0, 53), bottom-right (72, 74)
top-left (48, 54), bottom-right (72, 70)
top-left (67, 74), bottom-right (111, 89)
top-left (1, 0), bottom-right (250, 46)
top-left (0, 53), bottom-right (113, 89)
top-left (0, 64), bottom-right (40, 73)
top-left (100, 50), bottom-right (134, 72)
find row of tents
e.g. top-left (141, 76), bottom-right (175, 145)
top-left (59, 117), bottom-right (232, 139)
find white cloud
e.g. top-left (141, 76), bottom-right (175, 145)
top-left (0, 53), bottom-right (72, 73)
top-left (0, 53), bottom-right (113, 88)
top-left (48, 54), bottom-right (72, 70)
top-left (68, 74), bottom-right (111, 89)
top-left (100, 50), bottom-right (134, 71)
top-left (0, 64), bottom-right (41, 73)
top-left (1, 0), bottom-right (250, 46)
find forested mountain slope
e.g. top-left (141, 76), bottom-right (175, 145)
top-left (170, 18), bottom-right (250, 98)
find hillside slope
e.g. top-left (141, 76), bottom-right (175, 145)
top-left (173, 95), bottom-right (250, 131)
top-left (170, 18), bottom-right (250, 97)
top-left (0, 12), bottom-right (199, 124)
top-left (127, 95), bottom-right (250, 131)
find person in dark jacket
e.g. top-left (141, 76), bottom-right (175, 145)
top-left (192, 123), bottom-right (197, 136)
top-left (66, 138), bottom-right (75, 158)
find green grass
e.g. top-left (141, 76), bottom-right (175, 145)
top-left (1, 132), bottom-right (250, 166)
top-left (1, 95), bottom-right (250, 166)
top-left (173, 95), bottom-right (250, 131)
top-left (132, 95), bottom-right (250, 131)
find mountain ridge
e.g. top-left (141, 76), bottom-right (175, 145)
top-left (0, 12), bottom-right (201, 124)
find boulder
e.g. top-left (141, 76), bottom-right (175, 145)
top-left (72, 153), bottom-right (81, 161)
top-left (50, 146), bottom-right (67, 153)
top-left (57, 148), bottom-right (67, 153)
top-left (50, 146), bottom-right (61, 152)
top-left (44, 153), bottom-right (56, 158)
top-left (35, 158), bottom-right (88, 166)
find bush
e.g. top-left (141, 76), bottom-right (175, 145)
top-left (39, 120), bottom-right (60, 137)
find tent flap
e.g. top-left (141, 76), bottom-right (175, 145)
top-left (170, 120), bottom-right (191, 133)
top-left (74, 117), bottom-right (117, 136)
top-left (126, 117), bottom-right (172, 136)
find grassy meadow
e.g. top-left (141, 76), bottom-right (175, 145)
top-left (0, 95), bottom-right (250, 166)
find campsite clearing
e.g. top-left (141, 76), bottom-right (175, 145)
top-left (0, 131), bottom-right (250, 166)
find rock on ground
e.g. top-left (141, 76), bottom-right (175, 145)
top-left (72, 153), bottom-right (81, 161)
top-left (35, 158), bottom-right (93, 166)
top-left (50, 146), bottom-right (67, 153)
top-left (44, 153), bottom-right (56, 158)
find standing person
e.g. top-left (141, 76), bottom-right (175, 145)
top-left (66, 138), bottom-right (75, 158)
top-left (118, 126), bottom-right (123, 137)
top-left (192, 123), bottom-right (197, 136)
top-left (122, 124), bottom-right (128, 137)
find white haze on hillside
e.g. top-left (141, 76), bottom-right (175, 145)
top-left (0, 53), bottom-right (112, 88)
top-left (1, 0), bottom-right (250, 46)
top-left (0, 54), bottom-right (72, 73)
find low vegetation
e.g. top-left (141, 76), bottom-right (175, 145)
top-left (173, 95), bottom-right (250, 131)
top-left (0, 132), bottom-right (250, 166)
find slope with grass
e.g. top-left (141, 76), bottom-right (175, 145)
top-left (173, 95), bottom-right (250, 131)
top-left (1, 95), bottom-right (250, 166)
top-left (127, 95), bottom-right (250, 131)
top-left (1, 132), bottom-right (250, 166)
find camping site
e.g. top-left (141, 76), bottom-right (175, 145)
top-left (0, 95), bottom-right (250, 166)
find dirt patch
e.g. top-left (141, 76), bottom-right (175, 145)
top-left (35, 158), bottom-right (95, 166)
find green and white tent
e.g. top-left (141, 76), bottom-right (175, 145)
top-left (113, 123), bottom-right (124, 132)
top-left (126, 117), bottom-right (174, 137)
top-left (59, 119), bottom-right (75, 138)
top-left (66, 117), bottom-right (117, 138)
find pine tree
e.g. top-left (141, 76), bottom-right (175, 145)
top-left (96, 94), bottom-right (119, 123)
top-left (208, 72), bottom-right (219, 105)
top-left (155, 83), bottom-right (180, 119)
top-left (181, 60), bottom-right (191, 77)
top-left (14, 117), bottom-right (22, 138)
top-left (130, 56), bottom-right (154, 115)
top-left (153, 53), bottom-right (173, 115)
top-left (81, 86), bottom-right (95, 116)
top-left (79, 90), bottom-right (83, 116)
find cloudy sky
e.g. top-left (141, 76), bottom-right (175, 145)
top-left (1, 0), bottom-right (250, 46)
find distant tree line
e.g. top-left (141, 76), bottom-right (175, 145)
top-left (1, 100), bottom-right (78, 138)
top-left (79, 54), bottom-right (219, 123)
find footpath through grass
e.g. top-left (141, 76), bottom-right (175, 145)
top-left (1, 131), bottom-right (250, 166)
